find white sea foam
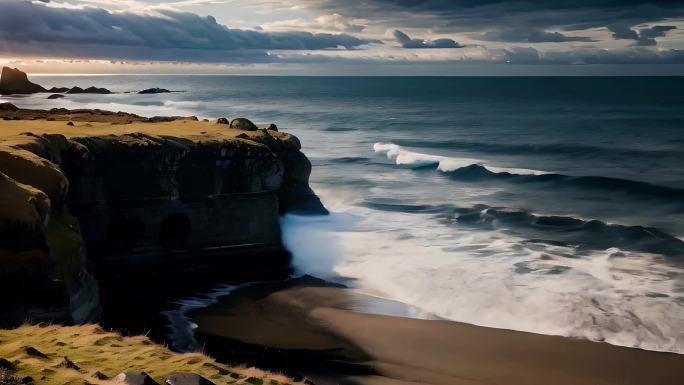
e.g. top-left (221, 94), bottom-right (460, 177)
top-left (374, 142), bottom-right (549, 175)
top-left (282, 189), bottom-right (684, 354)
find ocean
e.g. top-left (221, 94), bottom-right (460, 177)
top-left (5, 76), bottom-right (684, 353)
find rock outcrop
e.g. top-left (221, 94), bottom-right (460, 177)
top-left (138, 88), bottom-right (171, 94)
top-left (48, 94), bottom-right (65, 100)
top-left (0, 104), bottom-right (326, 326)
top-left (66, 86), bottom-right (111, 94)
top-left (0, 67), bottom-right (115, 96)
top-left (0, 67), bottom-right (47, 95)
top-left (230, 118), bottom-right (258, 131)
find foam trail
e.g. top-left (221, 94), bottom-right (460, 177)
top-left (374, 142), bottom-right (548, 175)
top-left (161, 284), bottom-right (237, 352)
top-left (283, 195), bottom-right (684, 354)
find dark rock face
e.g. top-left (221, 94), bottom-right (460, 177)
top-left (65, 133), bottom-right (288, 269)
top-left (138, 88), bottom-right (171, 94)
top-left (266, 124), bottom-right (278, 132)
top-left (0, 67), bottom-right (47, 95)
top-left (48, 94), bottom-right (65, 100)
top-left (216, 117), bottom-right (229, 124)
top-left (49, 87), bottom-right (70, 93)
top-left (230, 118), bottom-right (258, 131)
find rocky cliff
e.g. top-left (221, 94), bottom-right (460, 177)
top-left (0, 67), bottom-right (47, 95)
top-left (0, 104), bottom-right (326, 326)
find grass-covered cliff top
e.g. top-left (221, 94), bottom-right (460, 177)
top-left (0, 117), bottom-right (300, 150)
top-left (0, 324), bottom-right (292, 385)
top-left (0, 105), bottom-right (301, 229)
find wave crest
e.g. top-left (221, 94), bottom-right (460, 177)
top-left (374, 142), bottom-right (684, 202)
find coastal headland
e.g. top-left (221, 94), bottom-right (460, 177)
top-left (0, 100), bottom-right (326, 326)
top-left (1, 68), bottom-right (683, 385)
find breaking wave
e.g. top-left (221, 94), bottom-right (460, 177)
top-left (374, 142), bottom-right (684, 203)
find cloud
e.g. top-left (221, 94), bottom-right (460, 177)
top-left (636, 25), bottom-right (677, 46)
top-left (478, 27), bottom-right (592, 43)
top-left (262, 14), bottom-right (366, 33)
top-left (278, 45), bottom-right (684, 66)
top-left (0, 1), bottom-right (376, 62)
top-left (301, 0), bottom-right (684, 39)
top-left (608, 23), bottom-right (677, 46)
top-left (392, 30), bottom-right (463, 48)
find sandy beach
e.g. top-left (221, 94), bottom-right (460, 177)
top-left (192, 278), bottom-right (684, 385)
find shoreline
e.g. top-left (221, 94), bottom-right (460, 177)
top-left (189, 277), bottom-right (684, 385)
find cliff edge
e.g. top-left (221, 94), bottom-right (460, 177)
top-left (0, 104), bottom-right (326, 326)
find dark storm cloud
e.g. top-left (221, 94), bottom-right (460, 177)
top-left (303, 0), bottom-right (684, 40)
top-left (636, 25), bottom-right (677, 45)
top-left (0, 1), bottom-right (377, 62)
top-left (608, 23), bottom-right (677, 45)
top-left (392, 30), bottom-right (464, 48)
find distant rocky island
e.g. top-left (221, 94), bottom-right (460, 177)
top-left (0, 67), bottom-right (180, 97)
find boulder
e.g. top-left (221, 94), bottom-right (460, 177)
top-left (216, 117), bottom-right (229, 124)
top-left (165, 373), bottom-right (215, 385)
top-left (47, 94), bottom-right (65, 100)
top-left (266, 123), bottom-right (278, 132)
top-left (84, 86), bottom-right (111, 94)
top-left (138, 88), bottom-right (171, 94)
top-left (23, 347), bottom-right (47, 359)
top-left (0, 67), bottom-right (47, 95)
top-left (57, 356), bottom-right (80, 371)
top-left (49, 87), bottom-right (70, 93)
top-left (92, 371), bottom-right (110, 380)
top-left (230, 118), bottom-right (257, 131)
top-left (114, 372), bottom-right (159, 385)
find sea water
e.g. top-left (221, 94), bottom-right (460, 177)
top-left (6, 76), bottom-right (684, 353)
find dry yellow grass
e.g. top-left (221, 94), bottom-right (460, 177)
top-left (0, 119), bottom-right (297, 147)
top-left (0, 324), bottom-right (292, 385)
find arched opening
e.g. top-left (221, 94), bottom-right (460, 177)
top-left (159, 213), bottom-right (191, 251)
top-left (107, 217), bottom-right (145, 252)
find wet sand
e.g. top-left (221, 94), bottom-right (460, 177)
top-left (191, 278), bottom-right (684, 385)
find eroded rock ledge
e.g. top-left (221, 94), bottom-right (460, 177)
top-left (0, 104), bottom-right (326, 326)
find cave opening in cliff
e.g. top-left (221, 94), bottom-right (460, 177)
top-left (107, 217), bottom-right (146, 253)
top-left (159, 213), bottom-right (191, 251)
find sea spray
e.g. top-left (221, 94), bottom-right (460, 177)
top-left (282, 191), bottom-right (684, 354)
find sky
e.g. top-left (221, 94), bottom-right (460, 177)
top-left (1, 0), bottom-right (684, 75)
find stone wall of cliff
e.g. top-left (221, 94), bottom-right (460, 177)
top-left (0, 133), bottom-right (100, 326)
